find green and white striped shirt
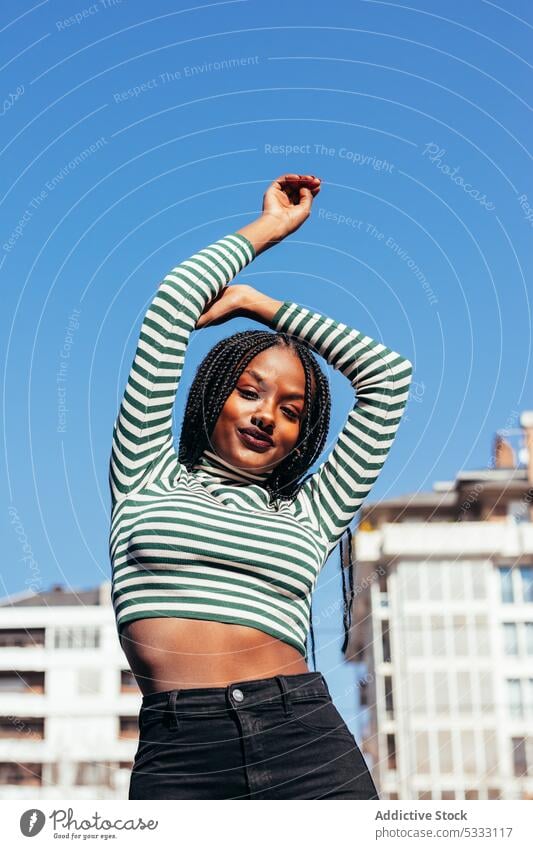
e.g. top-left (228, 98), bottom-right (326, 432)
top-left (109, 232), bottom-right (412, 657)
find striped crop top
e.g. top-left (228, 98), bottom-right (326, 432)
top-left (108, 232), bottom-right (412, 658)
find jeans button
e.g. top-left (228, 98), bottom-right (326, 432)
top-left (232, 688), bottom-right (244, 702)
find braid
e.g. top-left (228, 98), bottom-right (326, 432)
top-left (340, 526), bottom-right (356, 654)
top-left (308, 599), bottom-right (317, 671)
top-left (179, 327), bottom-right (356, 666)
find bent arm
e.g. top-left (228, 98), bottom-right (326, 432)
top-left (109, 231), bottom-right (256, 509)
top-left (266, 298), bottom-right (412, 551)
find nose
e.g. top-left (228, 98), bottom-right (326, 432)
top-left (251, 407), bottom-right (275, 432)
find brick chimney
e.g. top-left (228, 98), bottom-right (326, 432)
top-left (519, 412), bottom-right (533, 521)
top-left (493, 434), bottom-right (516, 468)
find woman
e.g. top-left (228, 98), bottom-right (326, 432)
top-left (109, 173), bottom-right (412, 799)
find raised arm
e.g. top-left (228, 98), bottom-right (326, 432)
top-left (233, 174), bottom-right (411, 551)
top-left (253, 293), bottom-right (412, 552)
top-left (109, 232), bottom-right (256, 509)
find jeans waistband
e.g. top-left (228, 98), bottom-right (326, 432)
top-left (140, 671), bottom-right (330, 714)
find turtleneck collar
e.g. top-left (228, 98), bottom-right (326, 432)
top-left (191, 447), bottom-right (272, 486)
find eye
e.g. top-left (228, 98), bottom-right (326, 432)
top-left (237, 388), bottom-right (258, 400)
top-left (282, 407), bottom-right (300, 421)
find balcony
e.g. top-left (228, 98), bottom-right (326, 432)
top-left (0, 628), bottom-right (45, 648)
top-left (0, 671), bottom-right (45, 694)
top-left (356, 522), bottom-right (533, 560)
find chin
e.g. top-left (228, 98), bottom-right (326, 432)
top-left (235, 446), bottom-right (273, 470)
top-left (232, 442), bottom-right (278, 474)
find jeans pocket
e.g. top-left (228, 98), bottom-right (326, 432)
top-left (290, 695), bottom-right (354, 739)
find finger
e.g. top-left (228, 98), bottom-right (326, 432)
top-left (298, 186), bottom-right (313, 208)
top-left (278, 173), bottom-right (301, 182)
top-left (271, 173), bottom-right (300, 189)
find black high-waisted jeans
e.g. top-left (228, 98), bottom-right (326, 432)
top-left (128, 671), bottom-right (379, 800)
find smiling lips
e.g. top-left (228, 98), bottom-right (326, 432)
top-left (238, 427), bottom-right (274, 449)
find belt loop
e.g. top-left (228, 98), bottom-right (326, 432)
top-left (276, 675), bottom-right (293, 716)
top-left (166, 689), bottom-right (180, 729)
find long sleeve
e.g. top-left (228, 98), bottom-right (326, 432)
top-left (270, 300), bottom-right (412, 553)
top-left (109, 231), bottom-right (256, 509)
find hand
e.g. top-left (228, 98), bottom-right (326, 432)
top-left (195, 284), bottom-right (255, 329)
top-left (261, 173), bottom-right (321, 240)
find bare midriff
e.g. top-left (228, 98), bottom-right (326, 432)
top-left (120, 618), bottom-right (310, 695)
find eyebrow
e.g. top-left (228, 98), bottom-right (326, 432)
top-left (243, 369), bottom-right (306, 402)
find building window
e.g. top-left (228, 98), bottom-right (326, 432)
top-left (484, 729), bottom-right (499, 775)
top-left (409, 671), bottom-right (426, 713)
top-left (441, 790), bottom-right (456, 799)
top-left (487, 787), bottom-right (500, 799)
top-left (119, 716), bottom-right (138, 739)
top-left (405, 615), bottom-right (424, 655)
top-left (0, 671), bottom-right (45, 694)
top-left (464, 789), bottom-right (478, 799)
top-left (53, 627), bottom-right (100, 649)
top-left (120, 669), bottom-right (138, 693)
top-left (499, 567), bottom-right (514, 603)
top-left (507, 679), bottom-right (523, 718)
top-left (384, 676), bottom-right (394, 716)
top-left (472, 564), bottom-right (487, 599)
top-left (474, 614), bottom-right (490, 655)
top-left (378, 570), bottom-right (389, 607)
top-left (417, 790), bottom-right (432, 799)
top-left (75, 762), bottom-right (112, 787)
top-left (434, 670), bottom-right (450, 713)
top-left (519, 567), bottom-right (533, 603)
top-left (428, 563), bottom-right (444, 601)
top-left (415, 731), bottom-right (430, 773)
top-left (0, 717), bottom-right (44, 740)
top-left (450, 565), bottom-right (467, 600)
top-left (460, 730), bottom-right (477, 774)
top-left (386, 733), bottom-right (397, 770)
top-left (503, 623), bottom-right (518, 655)
top-left (0, 628), bottom-right (45, 648)
top-left (511, 737), bottom-right (528, 777)
top-left (457, 671), bottom-right (472, 713)
top-left (0, 762), bottom-right (42, 785)
top-left (437, 730), bottom-right (453, 773)
top-left (402, 563), bottom-right (420, 600)
top-left (381, 620), bottom-right (391, 663)
top-left (452, 615), bottom-right (468, 655)
top-left (430, 615), bottom-right (446, 656)
top-left (526, 623), bottom-right (533, 655)
top-left (479, 671), bottom-right (494, 712)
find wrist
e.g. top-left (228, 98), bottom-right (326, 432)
top-left (235, 216), bottom-right (285, 257)
top-left (243, 289), bottom-right (285, 326)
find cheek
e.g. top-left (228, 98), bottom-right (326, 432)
top-left (214, 395), bottom-right (242, 427)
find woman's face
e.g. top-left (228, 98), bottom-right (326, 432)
top-left (209, 344), bottom-right (315, 475)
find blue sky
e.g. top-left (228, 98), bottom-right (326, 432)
top-left (1, 0), bottom-right (532, 733)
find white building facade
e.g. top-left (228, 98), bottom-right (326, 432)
top-left (0, 582), bottom-right (140, 799)
top-left (349, 414), bottom-right (533, 801)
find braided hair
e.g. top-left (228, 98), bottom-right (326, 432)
top-left (178, 328), bottom-right (357, 669)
